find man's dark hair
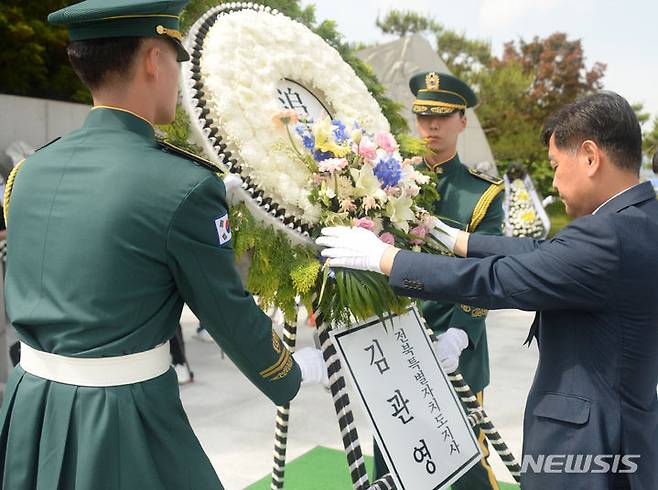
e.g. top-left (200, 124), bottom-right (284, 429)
top-left (653, 151), bottom-right (658, 175)
top-left (541, 91), bottom-right (642, 173)
top-left (67, 37), bottom-right (143, 90)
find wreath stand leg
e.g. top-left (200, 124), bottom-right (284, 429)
top-left (447, 370), bottom-right (522, 484)
top-left (270, 319), bottom-right (298, 490)
top-left (316, 311), bottom-right (371, 489)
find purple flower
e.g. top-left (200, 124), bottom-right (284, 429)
top-left (373, 155), bottom-right (402, 187)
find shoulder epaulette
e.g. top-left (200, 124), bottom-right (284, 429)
top-left (3, 137), bottom-right (61, 225)
top-left (468, 167), bottom-right (503, 185)
top-left (468, 182), bottom-right (504, 232)
top-left (157, 139), bottom-right (223, 174)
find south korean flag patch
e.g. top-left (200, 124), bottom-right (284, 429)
top-left (214, 213), bottom-right (232, 245)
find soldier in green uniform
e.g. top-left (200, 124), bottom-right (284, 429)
top-left (373, 72), bottom-right (504, 489)
top-left (0, 1), bottom-right (327, 489)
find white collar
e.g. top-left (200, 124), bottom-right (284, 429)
top-left (591, 183), bottom-right (641, 215)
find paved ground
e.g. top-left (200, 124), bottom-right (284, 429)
top-left (179, 306), bottom-right (538, 489)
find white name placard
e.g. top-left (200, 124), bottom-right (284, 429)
top-left (330, 307), bottom-right (481, 490)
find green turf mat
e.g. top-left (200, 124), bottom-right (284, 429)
top-left (246, 446), bottom-right (520, 489)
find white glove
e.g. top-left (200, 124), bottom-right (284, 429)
top-left (293, 347), bottom-right (329, 387)
top-left (429, 217), bottom-right (460, 253)
top-left (435, 328), bottom-right (468, 373)
top-left (223, 173), bottom-right (242, 205)
top-left (315, 226), bottom-right (391, 274)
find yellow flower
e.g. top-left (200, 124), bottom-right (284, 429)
top-left (313, 117), bottom-right (350, 157)
top-left (517, 190), bottom-right (530, 202)
top-left (521, 210), bottom-right (536, 223)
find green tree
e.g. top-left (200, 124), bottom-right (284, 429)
top-left (376, 10), bottom-right (492, 83)
top-left (375, 10), bottom-right (440, 37)
top-left (643, 116), bottom-right (658, 160)
top-left (435, 30), bottom-right (492, 83)
top-left (0, 1), bottom-right (89, 102)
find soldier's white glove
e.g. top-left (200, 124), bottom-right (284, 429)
top-left (429, 217), bottom-right (460, 253)
top-left (316, 226), bottom-right (391, 274)
top-left (293, 347), bottom-right (329, 387)
top-left (223, 173), bottom-right (242, 205)
top-left (435, 328), bottom-right (468, 374)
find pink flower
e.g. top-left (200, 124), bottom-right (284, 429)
top-left (272, 109), bottom-right (299, 129)
top-left (318, 158), bottom-right (348, 173)
top-left (411, 156), bottom-right (423, 165)
top-left (353, 217), bottom-right (375, 231)
top-left (374, 131), bottom-right (398, 154)
top-left (358, 137), bottom-right (377, 160)
top-left (409, 225), bottom-right (427, 245)
top-left (379, 232), bottom-right (395, 245)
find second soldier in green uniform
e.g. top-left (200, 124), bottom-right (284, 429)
top-left (374, 72), bottom-right (504, 489)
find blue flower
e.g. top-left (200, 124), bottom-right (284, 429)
top-left (313, 149), bottom-right (334, 162)
top-left (373, 155), bottom-right (402, 187)
top-left (295, 125), bottom-right (315, 151)
top-left (332, 120), bottom-right (349, 143)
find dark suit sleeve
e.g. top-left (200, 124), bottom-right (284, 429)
top-left (468, 234), bottom-right (543, 258)
top-left (390, 215), bottom-right (619, 312)
top-left (166, 174), bottom-right (301, 405)
top-left (466, 191), bottom-right (545, 257)
top-left (447, 191), bottom-right (503, 348)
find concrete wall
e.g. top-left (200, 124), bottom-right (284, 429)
top-left (0, 94), bottom-right (89, 153)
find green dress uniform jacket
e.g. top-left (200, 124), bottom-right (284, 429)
top-left (0, 107), bottom-right (301, 490)
top-left (421, 153), bottom-right (504, 394)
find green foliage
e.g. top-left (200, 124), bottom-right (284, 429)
top-left (317, 267), bottom-right (409, 328)
top-left (375, 10), bottom-right (440, 37)
top-left (397, 133), bottom-right (429, 159)
top-left (435, 29), bottom-right (492, 84)
top-left (157, 106), bottom-right (204, 153)
top-left (0, 1), bottom-right (90, 102)
top-left (229, 203), bottom-right (321, 322)
top-left (546, 201), bottom-right (572, 238)
top-left (642, 116), bottom-right (658, 160)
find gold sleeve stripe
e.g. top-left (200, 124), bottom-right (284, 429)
top-left (263, 350), bottom-right (292, 380)
top-left (4, 159), bottom-right (25, 226)
top-left (270, 355), bottom-right (294, 381)
top-left (468, 183), bottom-right (504, 232)
top-left (259, 349), bottom-right (290, 378)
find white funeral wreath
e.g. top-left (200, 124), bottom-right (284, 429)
top-left (181, 3), bottom-right (389, 244)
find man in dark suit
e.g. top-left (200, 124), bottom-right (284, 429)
top-left (318, 92), bottom-right (658, 489)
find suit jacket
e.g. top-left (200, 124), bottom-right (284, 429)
top-left (389, 182), bottom-right (658, 490)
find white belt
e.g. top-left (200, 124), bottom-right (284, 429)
top-left (19, 342), bottom-right (170, 387)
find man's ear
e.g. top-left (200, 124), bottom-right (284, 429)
top-left (580, 140), bottom-right (601, 177)
top-left (460, 113), bottom-right (467, 131)
top-left (142, 40), bottom-right (161, 81)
